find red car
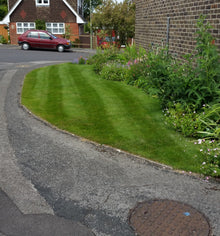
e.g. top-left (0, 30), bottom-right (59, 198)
top-left (18, 30), bottom-right (71, 52)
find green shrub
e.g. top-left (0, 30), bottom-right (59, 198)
top-left (100, 63), bottom-right (128, 81)
top-left (163, 104), bottom-right (201, 137)
top-left (35, 19), bottom-right (46, 30)
top-left (72, 38), bottom-right (80, 48)
top-left (117, 45), bottom-right (146, 64)
top-left (187, 15), bottom-right (220, 109)
top-left (78, 56), bottom-right (86, 64)
top-left (125, 61), bottom-right (146, 85)
top-left (0, 35), bottom-right (7, 44)
top-left (194, 139), bottom-right (220, 177)
top-left (87, 48), bottom-right (119, 73)
top-left (197, 103), bottom-right (220, 140)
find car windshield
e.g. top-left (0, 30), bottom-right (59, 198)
top-left (48, 32), bottom-right (57, 39)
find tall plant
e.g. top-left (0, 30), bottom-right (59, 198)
top-left (188, 15), bottom-right (220, 108)
top-left (35, 19), bottom-right (46, 30)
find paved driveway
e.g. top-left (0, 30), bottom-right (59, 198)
top-left (0, 45), bottom-right (220, 236)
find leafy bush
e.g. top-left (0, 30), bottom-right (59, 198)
top-left (164, 103), bottom-right (204, 137)
top-left (72, 38), bottom-right (80, 48)
top-left (100, 63), bottom-right (128, 81)
top-left (188, 15), bottom-right (220, 109)
top-left (87, 48), bottom-right (119, 73)
top-left (78, 56), bottom-right (86, 64)
top-left (197, 103), bottom-right (220, 140)
top-left (35, 19), bottom-right (46, 30)
top-left (0, 35), bottom-right (7, 44)
top-left (194, 139), bottom-right (220, 177)
top-left (125, 61), bottom-right (146, 86)
top-left (117, 45), bottom-right (146, 64)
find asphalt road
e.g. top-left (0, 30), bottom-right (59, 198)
top-left (0, 45), bottom-right (220, 236)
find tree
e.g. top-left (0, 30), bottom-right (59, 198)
top-left (35, 19), bottom-right (46, 30)
top-left (83, 0), bottom-right (103, 20)
top-left (0, 0), bottom-right (8, 20)
top-left (92, 0), bottom-right (135, 45)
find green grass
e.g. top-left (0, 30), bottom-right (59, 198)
top-left (21, 63), bottom-right (202, 173)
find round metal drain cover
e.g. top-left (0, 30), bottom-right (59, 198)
top-left (129, 199), bottom-right (211, 236)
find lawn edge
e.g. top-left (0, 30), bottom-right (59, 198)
top-left (20, 102), bottom-right (218, 183)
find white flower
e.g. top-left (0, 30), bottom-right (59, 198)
top-left (202, 162), bottom-right (206, 165)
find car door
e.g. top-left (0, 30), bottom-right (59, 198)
top-left (26, 31), bottom-right (39, 48)
top-left (38, 32), bottom-right (56, 49)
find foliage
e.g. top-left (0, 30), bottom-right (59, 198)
top-left (78, 56), bottom-right (86, 64)
top-left (0, 35), bottom-right (7, 44)
top-left (118, 45), bottom-right (146, 64)
top-left (197, 103), bottom-right (220, 140)
top-left (194, 139), bottom-right (220, 177)
top-left (83, 0), bottom-right (103, 20)
top-left (100, 63), bottom-right (128, 81)
top-left (72, 38), bottom-right (80, 48)
top-left (86, 47), bottom-right (119, 73)
top-left (35, 19), bottom-right (46, 30)
top-left (0, 4), bottom-right (7, 20)
top-left (63, 25), bottom-right (71, 39)
top-left (189, 15), bottom-right (220, 108)
top-left (164, 104), bottom-right (204, 137)
top-left (92, 0), bottom-right (135, 45)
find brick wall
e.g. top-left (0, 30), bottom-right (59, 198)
top-left (9, 22), bottom-right (18, 44)
top-left (135, 0), bottom-right (220, 57)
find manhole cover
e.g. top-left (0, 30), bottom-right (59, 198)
top-left (129, 199), bottom-right (211, 236)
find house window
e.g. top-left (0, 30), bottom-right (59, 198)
top-left (36, 0), bottom-right (50, 6)
top-left (46, 23), bottom-right (65, 34)
top-left (16, 22), bottom-right (35, 34)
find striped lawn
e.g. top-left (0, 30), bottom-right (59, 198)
top-left (21, 63), bottom-right (202, 172)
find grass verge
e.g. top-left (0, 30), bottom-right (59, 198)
top-left (21, 63), bottom-right (202, 173)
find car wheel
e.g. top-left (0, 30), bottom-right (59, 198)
top-left (57, 45), bottom-right (65, 52)
top-left (22, 43), bottom-right (30, 50)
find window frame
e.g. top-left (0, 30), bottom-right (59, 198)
top-left (46, 22), bottom-right (65, 35)
top-left (16, 22), bottom-right (36, 34)
top-left (36, 0), bottom-right (50, 6)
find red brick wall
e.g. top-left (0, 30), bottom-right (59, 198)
top-left (9, 22), bottom-right (17, 44)
top-left (67, 22), bottom-right (79, 41)
top-left (135, 0), bottom-right (220, 57)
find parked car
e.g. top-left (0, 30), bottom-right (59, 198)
top-left (97, 30), bottom-right (120, 49)
top-left (18, 30), bottom-right (71, 52)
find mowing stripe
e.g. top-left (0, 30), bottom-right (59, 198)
top-left (22, 64), bottom-right (202, 171)
top-left (71, 64), bottom-right (123, 141)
